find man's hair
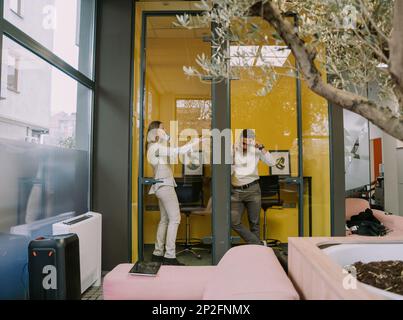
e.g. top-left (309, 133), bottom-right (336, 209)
top-left (242, 129), bottom-right (255, 139)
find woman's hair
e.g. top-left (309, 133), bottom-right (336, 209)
top-left (146, 121), bottom-right (163, 146)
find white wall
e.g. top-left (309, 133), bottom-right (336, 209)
top-left (369, 123), bottom-right (382, 182)
top-left (369, 122), bottom-right (401, 215)
top-left (370, 123), bottom-right (383, 140)
top-left (383, 134), bottom-right (400, 215)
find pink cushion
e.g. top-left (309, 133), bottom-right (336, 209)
top-left (103, 264), bottom-right (215, 300)
top-left (203, 245), bottom-right (299, 300)
top-left (345, 198), bottom-right (370, 220)
top-left (103, 246), bottom-right (301, 300)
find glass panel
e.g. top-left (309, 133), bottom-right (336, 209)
top-left (230, 17), bottom-right (300, 245)
top-left (176, 99), bottom-right (211, 135)
top-left (344, 109), bottom-right (370, 194)
top-left (3, 0), bottom-right (95, 78)
top-left (139, 15), bottom-right (212, 265)
top-left (301, 82), bottom-right (331, 236)
top-left (0, 36), bottom-right (91, 299)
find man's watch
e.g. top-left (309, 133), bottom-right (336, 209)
top-left (258, 144), bottom-right (265, 151)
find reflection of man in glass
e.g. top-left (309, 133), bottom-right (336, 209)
top-left (231, 129), bottom-right (276, 244)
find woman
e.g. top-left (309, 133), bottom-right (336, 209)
top-left (146, 121), bottom-right (200, 265)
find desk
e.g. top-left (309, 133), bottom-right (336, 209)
top-left (144, 176), bottom-right (211, 211)
top-left (144, 176), bottom-right (313, 236)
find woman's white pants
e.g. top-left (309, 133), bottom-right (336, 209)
top-left (153, 186), bottom-right (181, 259)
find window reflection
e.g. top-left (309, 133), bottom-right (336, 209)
top-left (3, 0), bottom-right (95, 78)
top-left (0, 36), bottom-right (89, 150)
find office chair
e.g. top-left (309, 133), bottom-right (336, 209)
top-left (259, 176), bottom-right (283, 247)
top-left (175, 179), bottom-right (210, 259)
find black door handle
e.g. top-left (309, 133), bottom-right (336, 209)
top-left (141, 178), bottom-right (163, 185)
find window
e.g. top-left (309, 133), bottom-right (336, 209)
top-left (0, 36), bottom-right (92, 234)
top-left (7, 54), bottom-right (19, 92)
top-left (9, 0), bottom-right (23, 17)
top-left (75, 0), bottom-right (81, 47)
top-left (0, 36), bottom-right (91, 150)
top-left (344, 109), bottom-right (370, 191)
top-left (3, 0), bottom-right (95, 78)
top-left (176, 99), bottom-right (212, 135)
top-left (0, 0), bottom-right (95, 301)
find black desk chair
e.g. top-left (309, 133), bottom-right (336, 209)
top-left (259, 176), bottom-right (283, 246)
top-left (175, 179), bottom-right (210, 259)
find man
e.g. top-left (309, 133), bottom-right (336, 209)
top-left (231, 129), bottom-right (276, 245)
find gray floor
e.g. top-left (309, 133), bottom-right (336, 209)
top-left (273, 243), bottom-right (289, 272)
top-left (81, 272), bottom-right (108, 300)
top-left (81, 284), bottom-right (103, 300)
top-left (144, 243), bottom-right (289, 269)
top-left (144, 243), bottom-right (213, 266)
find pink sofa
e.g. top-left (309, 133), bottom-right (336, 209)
top-left (346, 198), bottom-right (403, 237)
top-left (103, 245), bottom-right (299, 300)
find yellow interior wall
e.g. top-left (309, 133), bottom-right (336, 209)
top-left (132, 2), bottom-right (331, 260)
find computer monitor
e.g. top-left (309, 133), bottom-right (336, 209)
top-left (175, 178), bottom-right (203, 207)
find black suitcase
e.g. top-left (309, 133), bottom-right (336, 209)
top-left (28, 233), bottom-right (81, 300)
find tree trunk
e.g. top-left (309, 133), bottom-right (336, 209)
top-left (389, 0), bottom-right (403, 116)
top-left (250, 1), bottom-right (403, 141)
top-left (390, 0), bottom-right (403, 97)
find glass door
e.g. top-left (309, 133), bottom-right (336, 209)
top-left (137, 13), bottom-right (214, 265)
top-left (133, 6), bottom-right (332, 264)
top-left (230, 16), bottom-right (306, 246)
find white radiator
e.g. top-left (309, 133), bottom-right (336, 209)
top-left (53, 212), bottom-right (102, 294)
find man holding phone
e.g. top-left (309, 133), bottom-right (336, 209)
top-left (231, 129), bottom-right (276, 245)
